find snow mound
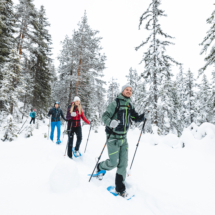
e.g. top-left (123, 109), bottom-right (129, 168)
top-left (49, 158), bottom-right (79, 193)
top-left (162, 133), bottom-right (181, 148)
top-left (188, 122), bottom-right (215, 140)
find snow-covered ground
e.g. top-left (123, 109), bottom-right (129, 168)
top-left (0, 119), bottom-right (215, 215)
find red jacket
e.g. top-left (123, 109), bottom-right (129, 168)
top-left (66, 103), bottom-right (90, 128)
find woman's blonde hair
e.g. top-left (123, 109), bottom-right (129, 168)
top-left (70, 102), bottom-right (82, 115)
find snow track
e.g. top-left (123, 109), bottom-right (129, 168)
top-left (0, 120), bottom-right (215, 215)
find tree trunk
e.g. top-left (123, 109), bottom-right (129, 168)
top-left (153, 2), bottom-right (158, 126)
top-left (68, 68), bottom-right (73, 104)
top-left (76, 57), bottom-right (82, 96)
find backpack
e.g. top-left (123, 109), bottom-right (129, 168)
top-left (105, 98), bottom-right (132, 134)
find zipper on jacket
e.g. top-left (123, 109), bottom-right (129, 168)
top-left (127, 113), bottom-right (130, 127)
top-left (123, 113), bottom-right (124, 125)
top-left (124, 100), bottom-right (130, 133)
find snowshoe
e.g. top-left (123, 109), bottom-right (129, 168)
top-left (88, 170), bottom-right (106, 180)
top-left (107, 186), bottom-right (134, 200)
top-left (72, 147), bottom-right (82, 158)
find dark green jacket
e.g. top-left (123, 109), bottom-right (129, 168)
top-left (102, 94), bottom-right (145, 135)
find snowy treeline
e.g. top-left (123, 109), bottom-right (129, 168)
top-left (0, 0), bottom-right (54, 140)
top-left (124, 0), bottom-right (215, 136)
top-left (1, 0), bottom-right (215, 141)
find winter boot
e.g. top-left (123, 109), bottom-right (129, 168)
top-left (74, 150), bottom-right (79, 157)
top-left (96, 163), bottom-right (106, 180)
top-left (116, 190), bottom-right (129, 198)
top-left (56, 140), bottom-right (61, 144)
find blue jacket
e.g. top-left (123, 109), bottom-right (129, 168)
top-left (48, 107), bottom-right (67, 122)
top-left (30, 111), bottom-right (35, 118)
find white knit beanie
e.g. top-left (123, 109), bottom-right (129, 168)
top-left (74, 96), bottom-right (81, 102)
top-left (121, 84), bottom-right (132, 93)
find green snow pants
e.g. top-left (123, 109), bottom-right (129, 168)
top-left (99, 134), bottom-right (128, 192)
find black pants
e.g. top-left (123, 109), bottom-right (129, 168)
top-left (115, 173), bottom-right (125, 193)
top-left (30, 118), bottom-right (35, 124)
top-left (67, 126), bottom-right (82, 158)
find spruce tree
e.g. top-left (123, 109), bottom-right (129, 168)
top-left (209, 71), bottom-right (215, 123)
top-left (107, 77), bottom-right (120, 104)
top-left (73, 12), bottom-right (106, 118)
top-left (56, 35), bottom-right (76, 110)
top-left (197, 74), bottom-right (211, 124)
top-left (126, 67), bottom-right (139, 103)
top-left (136, 0), bottom-right (180, 128)
top-left (0, 0), bottom-right (16, 110)
top-left (184, 69), bottom-right (196, 126)
top-left (30, 5), bottom-right (52, 113)
top-left (159, 76), bottom-right (180, 135)
top-left (176, 65), bottom-right (186, 133)
top-left (15, 0), bottom-right (37, 57)
top-left (0, 49), bottom-right (24, 115)
top-left (199, 9), bottom-right (215, 74)
top-left (56, 12), bottom-right (106, 120)
top-left (0, 0), bottom-right (15, 64)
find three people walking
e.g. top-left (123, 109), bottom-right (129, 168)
top-left (46, 85), bottom-right (146, 198)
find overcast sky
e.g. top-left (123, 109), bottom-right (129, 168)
top-left (14, 0), bottom-right (215, 88)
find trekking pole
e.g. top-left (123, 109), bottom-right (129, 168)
top-left (47, 116), bottom-right (51, 140)
top-left (18, 118), bottom-right (28, 134)
top-left (62, 121), bottom-right (67, 141)
top-left (129, 118), bottom-right (147, 171)
top-left (64, 126), bottom-right (73, 157)
top-left (19, 125), bottom-right (28, 134)
top-left (89, 132), bottom-right (112, 182)
top-left (84, 125), bottom-right (92, 153)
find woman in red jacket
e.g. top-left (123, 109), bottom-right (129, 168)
top-left (66, 96), bottom-right (90, 158)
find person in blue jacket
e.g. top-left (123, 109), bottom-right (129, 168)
top-left (30, 109), bottom-right (36, 124)
top-left (47, 102), bottom-right (68, 144)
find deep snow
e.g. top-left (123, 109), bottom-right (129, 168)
top-left (0, 119), bottom-right (215, 215)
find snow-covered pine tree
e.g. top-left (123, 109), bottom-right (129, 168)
top-left (15, 0), bottom-right (37, 57)
top-left (107, 77), bottom-right (120, 105)
top-left (19, 57), bottom-right (34, 118)
top-left (199, 9), bottom-right (215, 75)
top-left (94, 79), bottom-right (106, 123)
top-left (184, 69), bottom-right (196, 126)
top-left (72, 12), bottom-right (106, 119)
top-left (49, 62), bottom-right (58, 105)
top-left (56, 35), bottom-right (76, 111)
top-left (1, 115), bottom-right (18, 141)
top-left (126, 67), bottom-right (139, 102)
top-left (0, 0), bottom-right (16, 110)
top-left (29, 5), bottom-right (52, 114)
top-left (209, 71), bottom-right (215, 123)
top-left (157, 73), bottom-right (182, 136)
top-left (56, 12), bottom-right (106, 121)
top-left (196, 74), bottom-right (211, 124)
top-left (0, 0), bottom-right (15, 64)
top-left (176, 65), bottom-right (186, 134)
top-left (135, 0), bottom-right (180, 129)
top-left (0, 49), bottom-right (24, 115)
